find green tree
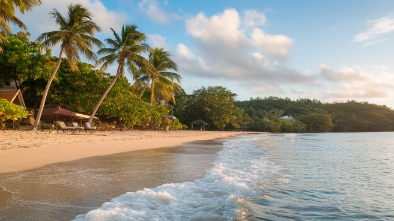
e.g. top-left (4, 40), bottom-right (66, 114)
top-left (184, 86), bottom-right (237, 130)
top-left (88, 24), bottom-right (149, 124)
top-left (97, 77), bottom-right (147, 127)
top-left (298, 113), bottom-right (333, 132)
top-left (0, 99), bottom-right (27, 122)
top-left (280, 119), bottom-right (306, 133)
top-left (0, 0), bottom-right (41, 45)
top-left (46, 60), bottom-right (108, 113)
top-left (34, 4), bottom-right (102, 129)
top-left (147, 104), bottom-right (169, 130)
top-left (136, 47), bottom-right (181, 104)
top-left (0, 32), bottom-right (52, 89)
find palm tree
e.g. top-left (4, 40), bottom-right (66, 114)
top-left (136, 47), bottom-right (181, 104)
top-left (0, 0), bottom-right (41, 46)
top-left (33, 4), bottom-right (102, 130)
top-left (87, 24), bottom-right (149, 124)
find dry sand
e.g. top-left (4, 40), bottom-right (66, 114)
top-left (0, 130), bottom-right (248, 174)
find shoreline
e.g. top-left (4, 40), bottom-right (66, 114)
top-left (0, 137), bottom-right (231, 221)
top-left (0, 130), bottom-right (249, 174)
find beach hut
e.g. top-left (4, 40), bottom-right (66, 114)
top-left (41, 107), bottom-right (91, 125)
top-left (190, 119), bottom-right (208, 131)
top-left (0, 88), bottom-right (26, 108)
top-left (0, 88), bottom-right (29, 129)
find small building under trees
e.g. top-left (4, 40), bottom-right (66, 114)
top-left (190, 119), bottom-right (208, 131)
top-left (0, 88), bottom-right (29, 129)
top-left (0, 88), bottom-right (26, 108)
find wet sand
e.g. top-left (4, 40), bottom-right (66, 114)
top-left (0, 139), bottom-right (225, 221)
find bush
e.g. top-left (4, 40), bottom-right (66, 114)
top-left (0, 99), bottom-right (27, 122)
top-left (280, 119), bottom-right (306, 132)
top-left (170, 118), bottom-right (183, 130)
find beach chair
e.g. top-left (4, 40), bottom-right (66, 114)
top-left (72, 122), bottom-right (84, 131)
top-left (58, 121), bottom-right (76, 132)
top-left (40, 121), bottom-right (54, 131)
top-left (85, 122), bottom-right (96, 132)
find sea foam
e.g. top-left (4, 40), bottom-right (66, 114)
top-left (73, 135), bottom-right (269, 221)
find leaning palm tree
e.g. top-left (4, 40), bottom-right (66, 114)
top-left (33, 4), bottom-right (102, 130)
top-left (0, 0), bottom-right (41, 46)
top-left (136, 47), bottom-right (181, 104)
top-left (87, 24), bottom-right (149, 124)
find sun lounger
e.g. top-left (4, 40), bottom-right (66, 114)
top-left (85, 122), bottom-right (96, 132)
top-left (40, 122), bottom-right (54, 131)
top-left (72, 122), bottom-right (84, 130)
top-left (58, 121), bottom-right (76, 132)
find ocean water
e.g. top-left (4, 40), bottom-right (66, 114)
top-left (74, 132), bottom-right (394, 221)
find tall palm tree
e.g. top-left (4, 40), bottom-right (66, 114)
top-left (33, 4), bottom-right (102, 130)
top-left (136, 47), bottom-right (181, 104)
top-left (0, 0), bottom-right (41, 45)
top-left (87, 24), bottom-right (149, 124)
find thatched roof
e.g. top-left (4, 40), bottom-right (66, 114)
top-left (41, 107), bottom-right (91, 120)
top-left (191, 119), bottom-right (208, 125)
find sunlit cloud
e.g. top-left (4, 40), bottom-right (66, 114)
top-left (138, 0), bottom-right (180, 25)
top-left (147, 34), bottom-right (170, 50)
top-left (242, 9), bottom-right (267, 27)
top-left (178, 8), bottom-right (303, 95)
top-left (185, 8), bottom-right (246, 44)
top-left (251, 28), bottom-right (293, 58)
top-left (320, 64), bottom-right (394, 100)
top-left (354, 14), bottom-right (394, 43)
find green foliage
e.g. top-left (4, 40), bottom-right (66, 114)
top-left (248, 117), bottom-right (280, 132)
top-left (0, 99), bottom-right (27, 122)
top-left (87, 24), bottom-right (149, 124)
top-left (280, 119), bottom-right (306, 133)
top-left (235, 97), bottom-right (394, 132)
top-left (170, 118), bottom-right (183, 130)
top-left (136, 47), bottom-right (181, 104)
top-left (0, 0), bottom-right (42, 45)
top-left (0, 32), bottom-right (53, 105)
top-left (98, 77), bottom-right (147, 127)
top-left (149, 104), bottom-right (169, 129)
top-left (298, 113), bottom-right (333, 132)
top-left (0, 33), bottom-right (56, 110)
top-left (179, 86), bottom-right (237, 130)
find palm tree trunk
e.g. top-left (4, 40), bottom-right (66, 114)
top-left (88, 66), bottom-right (122, 124)
top-left (139, 83), bottom-right (149, 98)
top-left (33, 47), bottom-right (64, 130)
top-left (150, 79), bottom-right (155, 104)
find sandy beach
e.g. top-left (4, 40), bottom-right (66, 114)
top-left (0, 130), bottom-right (247, 174)
top-left (0, 130), bottom-right (251, 220)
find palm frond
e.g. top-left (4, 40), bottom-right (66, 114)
top-left (36, 3), bottom-right (102, 70)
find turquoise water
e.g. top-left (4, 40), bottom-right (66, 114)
top-left (246, 132), bottom-right (394, 220)
top-left (74, 133), bottom-right (394, 220)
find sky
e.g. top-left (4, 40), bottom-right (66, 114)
top-left (16, 0), bottom-right (394, 108)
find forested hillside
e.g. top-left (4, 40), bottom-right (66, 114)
top-left (235, 97), bottom-right (394, 132)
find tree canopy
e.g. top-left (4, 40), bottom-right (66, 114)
top-left (177, 86), bottom-right (237, 131)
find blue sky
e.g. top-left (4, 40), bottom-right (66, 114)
top-left (17, 0), bottom-right (394, 107)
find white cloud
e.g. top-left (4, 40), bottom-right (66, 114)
top-left (185, 8), bottom-right (246, 44)
top-left (319, 64), bottom-right (394, 101)
top-left (251, 52), bottom-right (269, 69)
top-left (148, 34), bottom-right (170, 50)
top-left (251, 28), bottom-right (293, 58)
top-left (176, 43), bottom-right (194, 60)
top-left (242, 9), bottom-right (267, 27)
top-left (354, 14), bottom-right (394, 43)
top-left (177, 8), bottom-right (308, 99)
top-left (138, 0), bottom-right (180, 25)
